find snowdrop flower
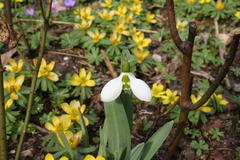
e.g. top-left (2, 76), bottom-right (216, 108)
top-left (101, 72), bottom-right (152, 102)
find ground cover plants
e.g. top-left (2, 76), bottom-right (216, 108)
top-left (0, 0), bottom-right (239, 159)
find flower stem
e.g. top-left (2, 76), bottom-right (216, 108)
top-left (0, 58), bottom-right (7, 160)
top-left (79, 113), bottom-right (89, 146)
top-left (15, 1), bottom-right (52, 159)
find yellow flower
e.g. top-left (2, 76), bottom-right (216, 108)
top-left (133, 48), bottom-right (149, 63)
top-left (176, 21), bottom-right (188, 31)
top-left (70, 68), bottom-right (95, 87)
top-left (199, 0), bottom-right (211, 4)
top-left (130, 4), bottom-right (142, 15)
top-left (191, 94), bottom-right (212, 113)
top-left (161, 89), bottom-right (179, 105)
top-left (98, 9), bottom-right (115, 21)
top-left (57, 130), bottom-right (83, 149)
top-left (186, 0), bottom-right (196, 5)
top-left (88, 30), bottom-right (106, 43)
top-left (234, 11), bottom-right (240, 19)
top-left (75, 20), bottom-right (92, 30)
top-left (101, 0), bottom-right (112, 8)
top-left (132, 0), bottom-right (143, 5)
top-left (75, 7), bottom-right (95, 20)
top-left (5, 99), bottom-right (13, 110)
top-left (0, 2), bottom-right (4, 9)
top-left (215, 0), bottom-right (224, 11)
top-left (33, 58), bottom-right (59, 82)
top-left (114, 18), bottom-right (129, 35)
top-left (15, 0), bottom-right (23, 2)
top-left (84, 155), bottom-right (105, 160)
top-left (151, 83), bottom-right (165, 98)
top-left (146, 12), bottom-right (156, 23)
top-left (115, 4), bottom-right (127, 16)
top-left (4, 75), bottom-right (25, 100)
top-left (125, 13), bottom-right (136, 23)
top-left (212, 93), bottom-right (228, 105)
top-left (45, 115), bottom-right (71, 134)
top-left (45, 153), bottom-right (69, 160)
top-left (133, 33), bottom-right (151, 50)
top-left (110, 32), bottom-right (122, 45)
top-left (61, 100), bottom-right (89, 125)
top-left (5, 59), bottom-right (24, 73)
top-left (130, 27), bottom-right (141, 38)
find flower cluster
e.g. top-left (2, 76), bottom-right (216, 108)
top-left (151, 83), bottom-right (179, 105)
top-left (73, 0), bottom-right (156, 64)
top-left (45, 100), bottom-right (89, 149)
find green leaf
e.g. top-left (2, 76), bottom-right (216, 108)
top-left (104, 97), bottom-right (131, 160)
top-left (140, 121), bottom-right (174, 160)
top-left (131, 143), bottom-right (145, 160)
top-left (120, 91), bottom-right (133, 128)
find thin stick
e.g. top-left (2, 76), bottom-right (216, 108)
top-left (15, 0), bottom-right (52, 159)
top-left (0, 57), bottom-right (7, 160)
top-left (101, 50), bottom-right (117, 78)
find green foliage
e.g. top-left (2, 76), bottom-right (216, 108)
top-left (184, 127), bottom-right (201, 139)
top-left (208, 128), bottom-right (224, 141)
top-left (60, 30), bottom-right (84, 49)
top-left (191, 140), bottom-right (209, 157)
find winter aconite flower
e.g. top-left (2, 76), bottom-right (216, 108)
top-left (186, 0), bottom-right (196, 5)
top-left (75, 20), bottom-right (92, 30)
top-left (215, 0), bottom-right (224, 11)
top-left (115, 4), bottom-right (127, 16)
top-left (70, 68), bottom-right (95, 87)
top-left (234, 11), bottom-right (240, 19)
top-left (133, 33), bottom-right (151, 50)
top-left (79, 7), bottom-right (95, 20)
top-left (88, 30), bottom-right (106, 43)
top-left (146, 12), bottom-right (156, 23)
top-left (114, 18), bottom-right (129, 35)
top-left (4, 75), bottom-right (25, 100)
top-left (84, 155), bottom-right (105, 160)
top-left (45, 153), bottom-right (69, 160)
top-left (199, 0), bottom-right (211, 4)
top-left (61, 100), bottom-right (89, 126)
top-left (101, 0), bottom-right (112, 8)
top-left (176, 21), bottom-right (188, 31)
top-left (98, 9), bottom-right (115, 21)
top-left (133, 48), bottom-right (149, 63)
top-left (0, 2), bottom-right (4, 9)
top-left (33, 58), bottom-right (59, 82)
top-left (101, 73), bottom-right (152, 102)
top-left (212, 93), bottom-right (228, 105)
top-left (161, 89), bottom-right (179, 105)
top-left (191, 94), bottom-right (212, 113)
top-left (45, 115), bottom-right (71, 134)
top-left (151, 83), bottom-right (166, 98)
top-left (57, 130), bottom-right (83, 149)
top-left (5, 59), bottom-right (24, 73)
top-left (130, 4), bottom-right (142, 15)
top-left (15, 0), bottom-right (23, 3)
top-left (110, 32), bottom-right (122, 45)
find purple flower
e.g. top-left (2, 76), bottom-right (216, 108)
top-left (63, 0), bottom-right (76, 8)
top-left (24, 8), bottom-right (35, 16)
top-left (52, 0), bottom-right (61, 12)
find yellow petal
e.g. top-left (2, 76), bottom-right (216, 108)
top-left (44, 153), bottom-right (55, 160)
top-left (45, 122), bottom-right (56, 132)
top-left (86, 80), bottom-right (95, 87)
top-left (41, 58), bottom-right (47, 67)
top-left (10, 92), bottom-right (18, 100)
top-left (15, 75), bottom-right (25, 91)
top-left (84, 155), bottom-right (96, 160)
top-left (70, 79), bottom-right (81, 86)
top-left (47, 61), bottom-right (55, 71)
top-left (79, 68), bottom-right (86, 78)
top-left (80, 104), bottom-right (86, 113)
top-left (96, 156), bottom-right (106, 160)
top-left (70, 100), bottom-right (80, 108)
top-left (5, 99), bottom-right (13, 110)
top-left (61, 103), bottom-right (71, 114)
top-left (220, 100), bottom-right (228, 105)
top-left (83, 116), bottom-right (89, 126)
top-left (9, 58), bottom-right (17, 67)
top-left (47, 72), bottom-right (59, 82)
top-left (60, 115), bottom-right (72, 130)
top-left (198, 106), bottom-right (212, 113)
top-left (52, 116), bottom-right (60, 127)
top-left (59, 157), bottom-right (69, 160)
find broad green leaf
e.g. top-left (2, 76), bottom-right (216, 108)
top-left (104, 97), bottom-right (131, 160)
top-left (120, 91), bottom-right (133, 128)
top-left (140, 121), bottom-right (174, 160)
top-left (130, 142), bottom-right (145, 160)
top-left (98, 122), bottom-right (108, 157)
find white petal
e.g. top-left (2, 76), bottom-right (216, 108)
top-left (129, 74), bottom-right (152, 102)
top-left (100, 75), bottom-right (123, 102)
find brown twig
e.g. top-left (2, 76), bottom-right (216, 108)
top-left (101, 50), bottom-right (117, 78)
